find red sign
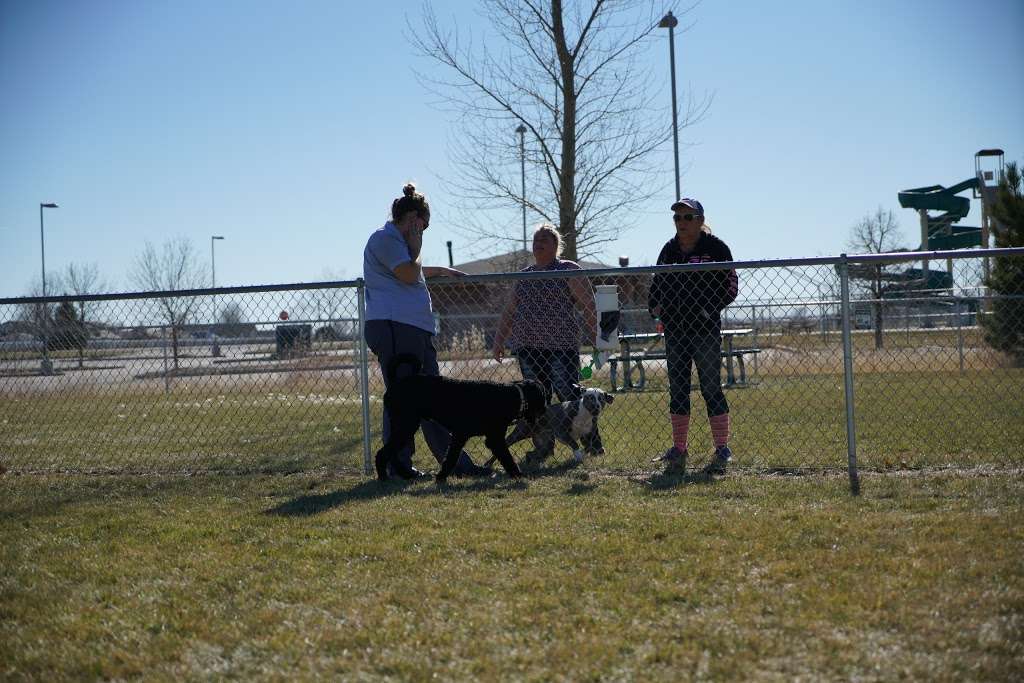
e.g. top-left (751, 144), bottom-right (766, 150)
top-left (279, 311), bottom-right (289, 321)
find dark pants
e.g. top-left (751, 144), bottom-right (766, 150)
top-left (515, 347), bottom-right (603, 453)
top-left (664, 327), bottom-right (729, 417)
top-left (365, 320), bottom-right (477, 474)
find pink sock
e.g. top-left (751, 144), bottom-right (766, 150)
top-left (670, 413), bottom-right (690, 452)
top-left (709, 413), bottom-right (730, 448)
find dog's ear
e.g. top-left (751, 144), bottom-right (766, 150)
top-left (602, 392), bottom-right (615, 404)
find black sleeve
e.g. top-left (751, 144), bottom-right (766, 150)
top-left (715, 241), bottom-right (738, 310)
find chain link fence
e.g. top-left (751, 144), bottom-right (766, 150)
top-left (2, 249), bottom-right (1022, 477)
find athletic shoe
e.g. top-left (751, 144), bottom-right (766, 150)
top-left (702, 445), bottom-right (732, 476)
top-left (392, 463), bottom-right (430, 480)
top-left (653, 446), bottom-right (687, 475)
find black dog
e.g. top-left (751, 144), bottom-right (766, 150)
top-left (375, 354), bottom-right (548, 482)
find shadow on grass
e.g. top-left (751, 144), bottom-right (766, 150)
top-left (522, 459), bottom-right (582, 477)
top-left (565, 481), bottom-right (597, 495)
top-left (636, 469), bottom-right (717, 491)
top-left (265, 472), bottom-right (527, 516)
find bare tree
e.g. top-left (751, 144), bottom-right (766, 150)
top-left (413, 0), bottom-right (709, 260)
top-left (61, 262), bottom-right (108, 320)
top-left (847, 207), bottom-right (906, 349)
top-left (15, 273), bottom-right (64, 341)
top-left (130, 237), bottom-right (207, 369)
top-left (216, 301), bottom-right (252, 338)
top-left (57, 262), bottom-right (109, 367)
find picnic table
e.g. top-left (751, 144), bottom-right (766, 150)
top-left (608, 328), bottom-right (759, 391)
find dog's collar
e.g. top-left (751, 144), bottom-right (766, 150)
top-left (516, 384), bottom-right (528, 417)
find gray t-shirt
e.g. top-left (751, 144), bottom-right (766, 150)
top-left (362, 222), bottom-right (435, 334)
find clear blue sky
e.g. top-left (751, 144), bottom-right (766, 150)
top-left (2, 0), bottom-right (1022, 297)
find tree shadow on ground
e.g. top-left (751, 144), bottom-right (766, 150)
top-left (521, 458), bottom-right (582, 477)
top-left (635, 469), bottom-right (717, 491)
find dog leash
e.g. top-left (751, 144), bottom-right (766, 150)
top-left (516, 384), bottom-right (528, 416)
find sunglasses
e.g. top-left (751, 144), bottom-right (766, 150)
top-left (672, 213), bottom-right (702, 223)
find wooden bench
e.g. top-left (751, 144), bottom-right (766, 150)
top-left (608, 331), bottom-right (761, 391)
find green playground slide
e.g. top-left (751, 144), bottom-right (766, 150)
top-left (897, 178), bottom-right (977, 220)
top-left (898, 177), bottom-right (981, 250)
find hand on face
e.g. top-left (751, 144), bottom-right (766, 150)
top-left (401, 213), bottom-right (429, 249)
top-left (406, 224), bottom-right (423, 247)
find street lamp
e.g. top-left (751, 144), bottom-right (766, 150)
top-left (39, 202), bottom-right (58, 375)
top-left (658, 11), bottom-right (681, 201)
top-left (515, 124), bottom-right (528, 255)
top-left (211, 235), bottom-right (225, 287)
top-left (210, 235), bottom-right (225, 357)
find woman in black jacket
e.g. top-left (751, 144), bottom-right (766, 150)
top-left (648, 198), bottom-right (738, 476)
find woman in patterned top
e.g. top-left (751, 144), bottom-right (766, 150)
top-left (493, 224), bottom-right (602, 459)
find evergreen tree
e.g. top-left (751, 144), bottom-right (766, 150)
top-left (50, 299), bottom-right (88, 367)
top-left (983, 161), bottom-right (1024, 364)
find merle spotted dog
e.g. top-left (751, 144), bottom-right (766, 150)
top-left (503, 385), bottom-right (615, 465)
top-left (375, 354), bottom-right (549, 482)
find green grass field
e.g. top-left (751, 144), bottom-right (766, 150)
top-left (3, 331), bottom-right (1023, 678)
top-left (3, 367), bottom-right (1022, 474)
top-left (2, 470), bottom-right (1021, 680)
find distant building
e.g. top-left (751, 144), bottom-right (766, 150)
top-left (452, 249), bottom-right (610, 275)
top-left (430, 249), bottom-right (653, 349)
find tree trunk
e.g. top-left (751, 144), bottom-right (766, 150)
top-left (552, 0), bottom-right (577, 261)
top-left (873, 273), bottom-right (884, 349)
top-left (171, 326), bottom-right (180, 370)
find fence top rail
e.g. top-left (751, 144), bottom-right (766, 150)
top-left (439, 247), bottom-right (1024, 282)
top-left (0, 277), bottom-right (363, 306)
top-left (3, 247), bottom-right (1021, 306)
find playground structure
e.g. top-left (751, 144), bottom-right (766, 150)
top-left (897, 148), bottom-right (1005, 285)
top-left (840, 150), bottom-right (1005, 329)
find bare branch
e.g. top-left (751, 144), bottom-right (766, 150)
top-left (411, 0), bottom-right (707, 261)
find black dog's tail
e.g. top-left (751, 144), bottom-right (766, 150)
top-left (386, 353), bottom-right (423, 384)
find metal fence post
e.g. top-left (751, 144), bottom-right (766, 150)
top-left (356, 279), bottom-right (372, 476)
top-left (956, 297), bottom-right (965, 374)
top-left (751, 303), bottom-right (760, 378)
top-left (160, 325), bottom-right (170, 395)
top-left (838, 255), bottom-right (861, 496)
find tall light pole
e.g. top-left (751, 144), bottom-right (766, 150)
top-left (516, 124), bottom-right (527, 255)
top-left (659, 11), bottom-right (680, 201)
top-left (210, 235), bottom-right (225, 357)
top-left (39, 202), bottom-right (58, 375)
top-left (211, 235), bottom-right (225, 288)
